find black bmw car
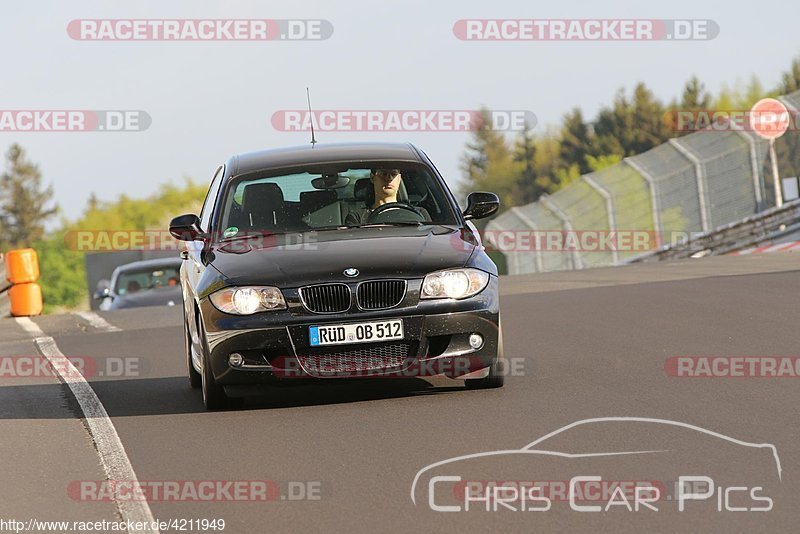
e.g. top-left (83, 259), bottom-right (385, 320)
top-left (170, 142), bottom-right (504, 409)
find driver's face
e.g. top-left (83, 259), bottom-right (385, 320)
top-left (371, 169), bottom-right (402, 201)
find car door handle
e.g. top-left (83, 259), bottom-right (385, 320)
top-left (180, 250), bottom-right (190, 260)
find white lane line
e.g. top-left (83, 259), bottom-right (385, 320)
top-left (15, 315), bottom-right (44, 335)
top-left (76, 311), bottom-right (121, 332)
top-left (15, 317), bottom-right (158, 534)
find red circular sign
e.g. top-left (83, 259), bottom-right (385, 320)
top-left (749, 98), bottom-right (790, 140)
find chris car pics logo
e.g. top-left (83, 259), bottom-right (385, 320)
top-left (411, 417), bottom-right (780, 513)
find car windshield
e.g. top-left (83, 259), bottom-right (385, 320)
top-left (216, 163), bottom-right (459, 239)
top-left (116, 266), bottom-right (180, 295)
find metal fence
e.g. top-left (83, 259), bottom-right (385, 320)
top-left (486, 89), bottom-right (800, 274)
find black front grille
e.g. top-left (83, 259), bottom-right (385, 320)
top-left (300, 283), bottom-right (351, 313)
top-left (298, 342), bottom-right (414, 377)
top-left (357, 280), bottom-right (406, 310)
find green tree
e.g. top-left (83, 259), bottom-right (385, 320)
top-left (512, 123), bottom-right (541, 203)
top-left (585, 154), bottom-right (622, 172)
top-left (592, 84), bottom-right (669, 157)
top-left (75, 178), bottom-right (207, 233)
top-left (34, 229), bottom-right (86, 313)
top-left (559, 108), bottom-right (592, 174)
top-left (714, 76), bottom-right (766, 110)
top-left (531, 131), bottom-right (562, 194)
top-left (670, 76), bottom-right (713, 135)
top-left (741, 75), bottom-right (766, 107)
top-left (460, 109), bottom-right (522, 210)
top-left (553, 163), bottom-right (581, 189)
top-left (629, 83), bottom-right (671, 154)
top-left (0, 144), bottom-right (58, 249)
top-left (778, 56), bottom-right (800, 94)
top-left (679, 76), bottom-right (713, 110)
top-left (591, 88), bottom-right (632, 158)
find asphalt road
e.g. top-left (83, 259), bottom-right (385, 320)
top-left (0, 252), bottom-right (798, 533)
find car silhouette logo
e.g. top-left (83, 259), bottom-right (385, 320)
top-left (343, 268), bottom-right (359, 277)
top-left (410, 416), bottom-right (784, 507)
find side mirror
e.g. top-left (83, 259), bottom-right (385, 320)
top-left (169, 214), bottom-right (204, 241)
top-left (463, 192), bottom-right (500, 220)
top-left (93, 280), bottom-right (111, 300)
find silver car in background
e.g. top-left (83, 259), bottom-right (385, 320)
top-left (94, 258), bottom-right (183, 310)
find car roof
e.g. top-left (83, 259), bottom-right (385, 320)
top-left (229, 142), bottom-right (426, 176)
top-left (114, 258), bottom-right (182, 273)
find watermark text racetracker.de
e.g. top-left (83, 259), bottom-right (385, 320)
top-left (68, 479), bottom-right (324, 502)
top-left (470, 230), bottom-right (750, 253)
top-left (64, 229), bottom-right (320, 252)
top-left (0, 355), bottom-right (142, 379)
top-left (454, 19), bottom-right (719, 41)
top-left (271, 110), bottom-right (537, 132)
top-left (665, 109), bottom-right (799, 133)
top-left (478, 230), bottom-right (658, 253)
top-left (0, 110), bottom-right (150, 132)
top-left (270, 356), bottom-right (527, 379)
top-left (665, 356), bottom-right (800, 378)
top-left (68, 19), bottom-right (333, 41)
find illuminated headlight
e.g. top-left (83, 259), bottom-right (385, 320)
top-left (209, 286), bottom-right (286, 315)
top-left (420, 268), bottom-right (490, 300)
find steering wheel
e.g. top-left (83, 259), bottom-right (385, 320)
top-left (367, 202), bottom-right (425, 223)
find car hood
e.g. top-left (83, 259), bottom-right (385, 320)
top-left (110, 285), bottom-right (182, 309)
top-left (208, 225), bottom-right (478, 287)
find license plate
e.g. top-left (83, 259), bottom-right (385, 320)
top-left (309, 319), bottom-right (404, 346)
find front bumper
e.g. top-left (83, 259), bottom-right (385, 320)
top-left (198, 276), bottom-right (500, 385)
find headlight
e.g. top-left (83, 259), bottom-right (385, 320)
top-left (209, 286), bottom-right (286, 315)
top-left (420, 268), bottom-right (490, 300)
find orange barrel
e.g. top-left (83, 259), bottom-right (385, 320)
top-left (9, 282), bottom-right (43, 317)
top-left (5, 248), bottom-right (40, 284)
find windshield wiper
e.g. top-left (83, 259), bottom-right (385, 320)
top-left (308, 225), bottom-right (351, 232)
top-left (217, 223), bottom-right (426, 241)
top-left (351, 221), bottom-right (426, 228)
top-left (218, 231), bottom-right (291, 243)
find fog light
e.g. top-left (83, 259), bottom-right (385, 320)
top-left (468, 333), bottom-right (484, 349)
top-left (228, 353), bottom-right (244, 367)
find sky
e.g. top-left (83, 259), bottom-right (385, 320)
top-left (2, 0), bottom-right (799, 222)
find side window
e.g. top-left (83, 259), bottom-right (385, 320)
top-left (199, 165), bottom-right (224, 232)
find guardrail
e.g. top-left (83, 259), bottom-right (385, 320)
top-left (628, 199), bottom-right (800, 262)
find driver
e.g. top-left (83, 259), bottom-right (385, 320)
top-left (345, 168), bottom-right (428, 225)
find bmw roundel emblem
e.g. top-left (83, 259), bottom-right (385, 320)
top-left (343, 268), bottom-right (359, 278)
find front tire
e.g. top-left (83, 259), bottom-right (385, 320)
top-left (196, 313), bottom-right (239, 410)
top-left (465, 317), bottom-right (505, 390)
top-left (184, 310), bottom-right (201, 389)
